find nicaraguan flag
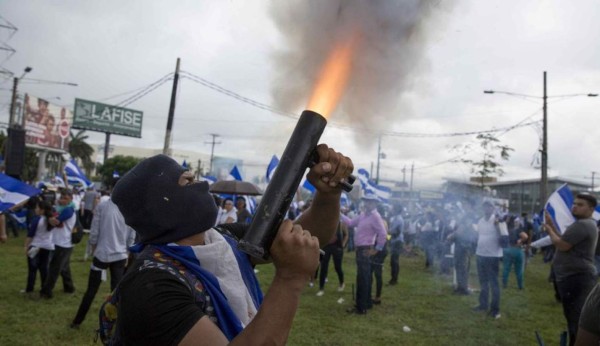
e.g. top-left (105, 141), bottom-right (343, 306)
top-left (228, 166), bottom-right (243, 181)
top-left (357, 168), bottom-right (371, 188)
top-left (246, 196), bottom-right (257, 215)
top-left (64, 159), bottom-right (93, 188)
top-left (340, 192), bottom-right (349, 206)
top-left (267, 154), bottom-right (313, 193)
top-left (266, 155), bottom-right (279, 183)
top-left (113, 170), bottom-right (120, 179)
top-left (54, 175), bottom-right (66, 187)
top-left (356, 168), bottom-right (391, 202)
top-left (200, 175), bottom-right (217, 184)
top-left (301, 178), bottom-right (316, 194)
top-left (544, 183), bottom-right (575, 234)
top-left (0, 173), bottom-right (41, 213)
top-left (532, 184), bottom-right (600, 248)
top-left (8, 209), bottom-right (27, 227)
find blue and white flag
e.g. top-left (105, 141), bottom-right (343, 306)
top-left (532, 184), bottom-right (600, 248)
top-left (8, 209), bottom-right (27, 227)
top-left (244, 196), bottom-right (257, 215)
top-left (0, 173), bottom-right (41, 213)
top-left (544, 183), bottom-right (575, 234)
top-left (356, 168), bottom-right (391, 202)
top-left (64, 159), bottom-right (93, 188)
top-left (199, 175), bottom-right (217, 185)
top-left (267, 154), bottom-right (315, 194)
top-left (182, 160), bottom-right (188, 169)
top-left (340, 192), bottom-right (350, 206)
top-left (53, 175), bottom-right (66, 187)
top-left (228, 166), bottom-right (243, 181)
top-left (301, 178), bottom-right (316, 194)
top-left (113, 170), bottom-right (120, 179)
top-left (266, 155), bottom-right (279, 183)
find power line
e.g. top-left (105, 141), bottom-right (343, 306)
top-left (412, 108), bottom-right (542, 171)
top-left (181, 69), bottom-right (543, 138)
top-left (115, 73), bottom-right (173, 107)
top-left (180, 71), bottom-right (299, 120)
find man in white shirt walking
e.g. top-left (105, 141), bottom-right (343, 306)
top-left (71, 197), bottom-right (136, 328)
top-left (473, 201), bottom-right (503, 319)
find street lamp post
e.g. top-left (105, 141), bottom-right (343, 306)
top-left (8, 66), bottom-right (32, 126)
top-left (375, 134), bottom-right (386, 185)
top-left (4, 68), bottom-right (78, 180)
top-left (484, 71), bottom-right (597, 208)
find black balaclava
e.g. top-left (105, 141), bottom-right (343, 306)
top-left (112, 154), bottom-right (218, 244)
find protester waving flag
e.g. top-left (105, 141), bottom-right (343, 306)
top-left (64, 159), bottom-right (93, 188)
top-left (0, 173), bottom-right (41, 213)
top-left (266, 155), bottom-right (279, 183)
top-left (532, 184), bottom-right (600, 248)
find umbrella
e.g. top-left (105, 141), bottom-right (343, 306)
top-left (209, 180), bottom-right (263, 196)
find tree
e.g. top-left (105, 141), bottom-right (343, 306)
top-left (453, 133), bottom-right (514, 189)
top-left (96, 155), bottom-right (142, 189)
top-left (69, 130), bottom-right (95, 174)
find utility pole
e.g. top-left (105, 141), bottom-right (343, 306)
top-left (163, 58), bottom-right (180, 156)
top-left (8, 77), bottom-right (18, 126)
top-left (409, 162), bottom-right (414, 196)
top-left (205, 133), bottom-right (221, 175)
top-left (586, 171), bottom-right (597, 192)
top-left (485, 72), bottom-right (597, 208)
top-left (540, 71), bottom-right (548, 209)
top-left (5, 66), bottom-right (32, 180)
top-left (402, 165), bottom-right (406, 183)
top-left (375, 135), bottom-right (381, 184)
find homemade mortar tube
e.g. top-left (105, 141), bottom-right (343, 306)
top-left (239, 110), bottom-right (349, 260)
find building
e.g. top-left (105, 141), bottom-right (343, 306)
top-left (444, 176), bottom-right (594, 214)
top-left (92, 144), bottom-right (267, 183)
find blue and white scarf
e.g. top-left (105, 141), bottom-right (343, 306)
top-left (132, 229), bottom-right (263, 341)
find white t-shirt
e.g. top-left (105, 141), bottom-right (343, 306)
top-left (52, 212), bottom-right (77, 248)
top-left (475, 215), bottom-right (503, 257)
top-left (217, 208), bottom-right (237, 225)
top-left (30, 217), bottom-right (55, 250)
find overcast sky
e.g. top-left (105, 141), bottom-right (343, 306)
top-left (0, 0), bottom-right (599, 188)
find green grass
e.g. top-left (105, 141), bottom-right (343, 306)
top-left (0, 234), bottom-right (568, 345)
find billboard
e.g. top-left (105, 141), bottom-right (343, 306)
top-left (24, 94), bottom-right (72, 152)
top-left (73, 98), bottom-right (143, 138)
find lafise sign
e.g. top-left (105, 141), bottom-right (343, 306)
top-left (95, 106), bottom-right (141, 126)
top-left (73, 98), bottom-right (143, 138)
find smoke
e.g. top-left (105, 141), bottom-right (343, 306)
top-left (269, 0), bottom-right (453, 145)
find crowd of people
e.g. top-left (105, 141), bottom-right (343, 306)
top-left (1, 146), bottom-right (600, 345)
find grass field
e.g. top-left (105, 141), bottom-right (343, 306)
top-left (0, 234), bottom-right (570, 345)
